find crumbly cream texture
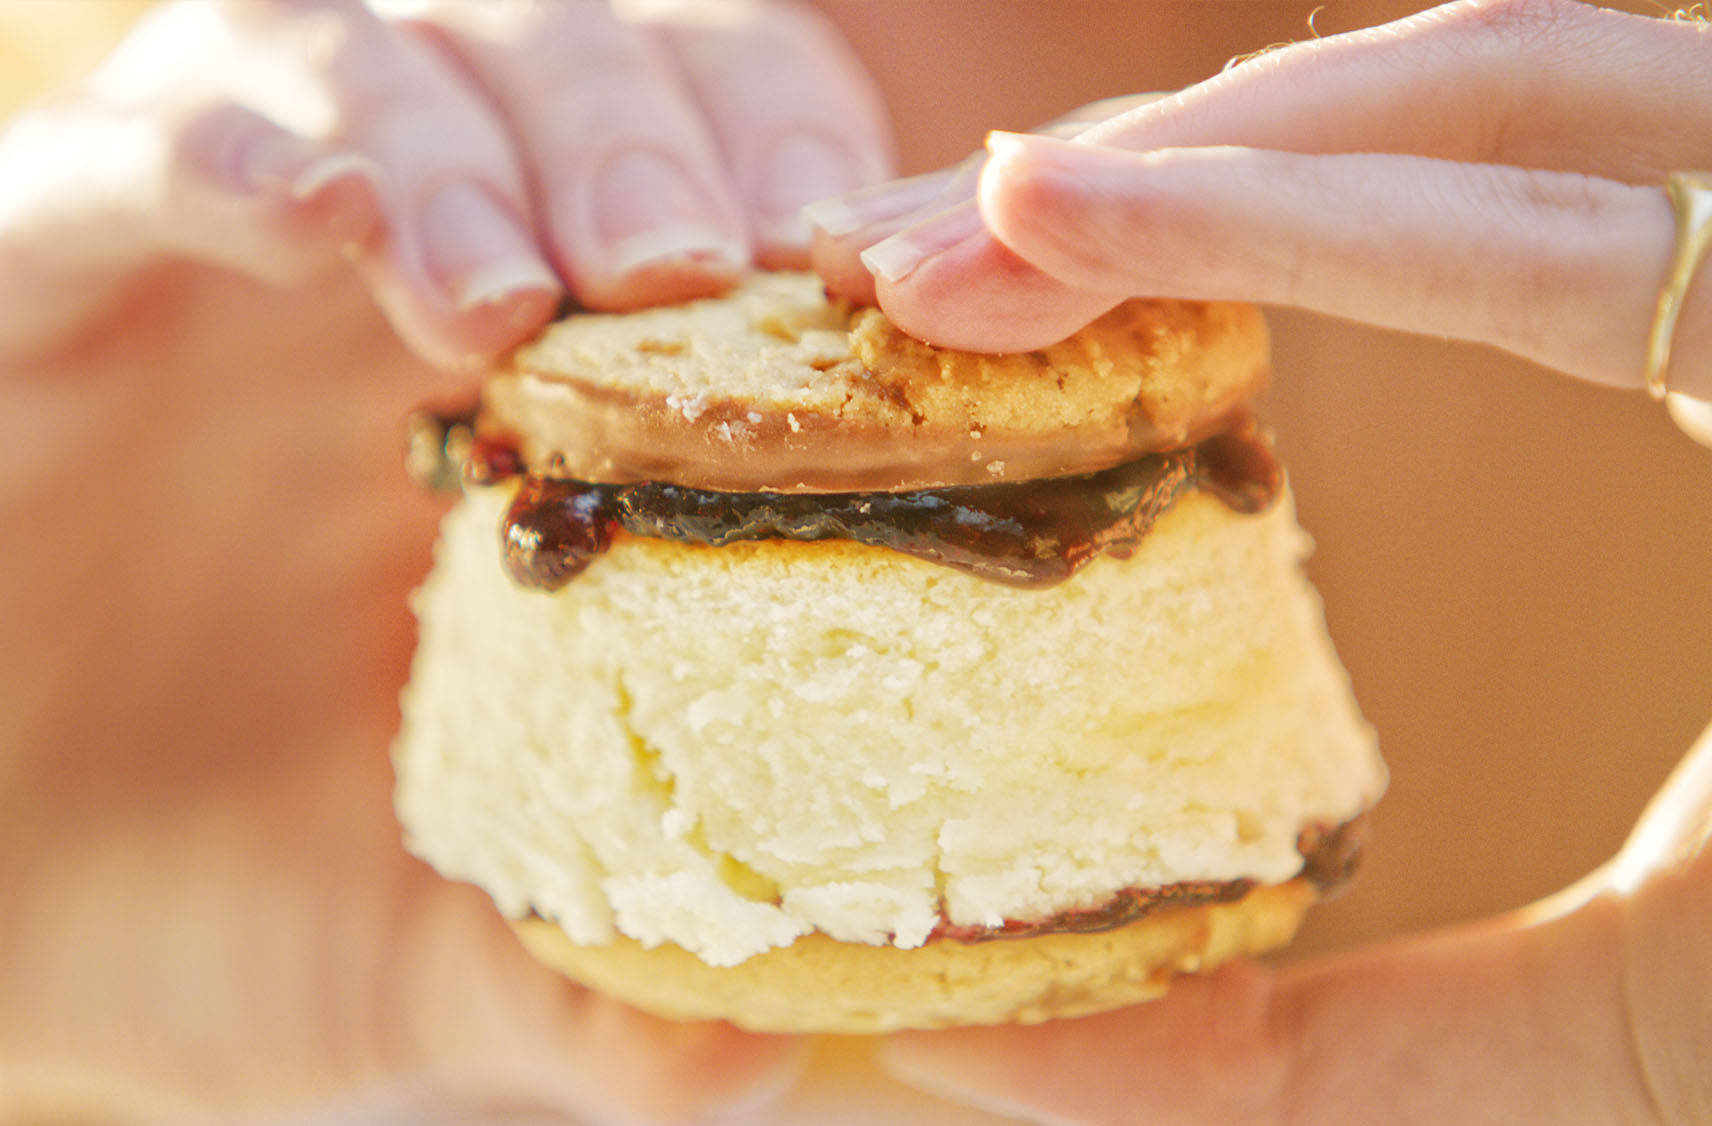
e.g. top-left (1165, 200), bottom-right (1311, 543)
top-left (480, 272), bottom-right (1271, 490)
top-left (393, 486), bottom-right (1384, 969)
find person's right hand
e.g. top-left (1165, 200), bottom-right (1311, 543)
top-left (0, 2), bottom-right (889, 1122)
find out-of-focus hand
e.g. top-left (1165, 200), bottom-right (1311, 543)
top-left (0, 0), bottom-right (891, 368)
top-left (813, 0), bottom-right (1712, 401)
top-left (0, 1), bottom-right (890, 1121)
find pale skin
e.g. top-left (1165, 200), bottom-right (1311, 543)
top-left (1, 1), bottom-right (1709, 1123)
top-left (816, 2), bottom-right (1712, 1122)
top-left (0, 0), bottom-right (886, 1120)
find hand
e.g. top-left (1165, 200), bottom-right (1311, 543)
top-left (0, 1), bottom-right (889, 1120)
top-left (813, 0), bottom-right (1712, 401)
top-left (876, 731), bottom-right (1712, 1125)
top-left (804, 0), bottom-right (1712, 1120)
top-left (0, 0), bottom-right (890, 367)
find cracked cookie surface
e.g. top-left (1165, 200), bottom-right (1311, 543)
top-left (479, 272), bottom-right (1271, 492)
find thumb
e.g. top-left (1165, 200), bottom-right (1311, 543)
top-left (879, 733), bottom-right (1712, 1125)
top-left (388, 877), bottom-right (810, 1125)
top-left (879, 904), bottom-right (1645, 1126)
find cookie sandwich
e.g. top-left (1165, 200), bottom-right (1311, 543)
top-left (393, 272), bottom-right (1385, 1033)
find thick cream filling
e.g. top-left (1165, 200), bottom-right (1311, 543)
top-left (394, 484), bottom-right (1384, 967)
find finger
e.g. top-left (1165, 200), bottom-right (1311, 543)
top-left (1081, 0), bottom-right (1712, 184)
top-left (0, 101), bottom-right (373, 353)
top-left (74, 0), bottom-right (563, 369)
top-left (163, 103), bottom-right (381, 282)
top-left (809, 99), bottom-right (1166, 303)
top-left (807, 163), bottom-right (974, 304)
top-left (833, 0), bottom-right (1712, 352)
top-left (402, 0), bottom-right (749, 312)
top-left (394, 877), bottom-right (811, 1124)
top-left (873, 132), bottom-right (1702, 393)
top-left (1599, 722), bottom-right (1712, 1126)
top-left (1611, 782), bottom-right (1712, 1125)
top-left (265, 4), bottom-right (565, 368)
top-left (881, 899), bottom-right (1661, 1126)
top-left (0, 94), bottom-right (379, 360)
top-left (637, 0), bottom-right (894, 268)
top-left (856, 198), bottom-right (1120, 350)
top-left (1610, 723), bottom-right (1712, 895)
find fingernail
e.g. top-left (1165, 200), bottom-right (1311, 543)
top-left (236, 132), bottom-right (380, 201)
top-left (858, 199), bottom-right (985, 284)
top-left (802, 162), bottom-right (969, 238)
top-left (605, 223), bottom-right (747, 279)
top-left (986, 129), bottom-right (1135, 176)
top-left (419, 179), bottom-right (560, 311)
top-left (591, 149), bottom-right (746, 276)
top-left (753, 131), bottom-right (863, 250)
top-left (984, 129), bottom-right (1037, 167)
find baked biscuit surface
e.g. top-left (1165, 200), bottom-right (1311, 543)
top-left (481, 272), bottom-right (1270, 491)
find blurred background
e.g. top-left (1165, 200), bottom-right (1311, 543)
top-left (2, 0), bottom-right (1706, 994)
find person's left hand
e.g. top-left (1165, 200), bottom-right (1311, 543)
top-left (808, 1), bottom-right (1712, 1120)
top-left (812, 0), bottom-right (1712, 403)
top-left (872, 729), bottom-right (1712, 1125)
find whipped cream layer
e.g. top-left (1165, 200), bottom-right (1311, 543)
top-left (394, 484), bottom-right (1384, 967)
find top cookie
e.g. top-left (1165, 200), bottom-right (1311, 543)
top-left (479, 272), bottom-right (1270, 492)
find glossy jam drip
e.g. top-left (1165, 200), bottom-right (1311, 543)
top-left (498, 424), bottom-right (1278, 592)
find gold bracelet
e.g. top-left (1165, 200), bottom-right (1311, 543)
top-left (1644, 171), bottom-right (1712, 400)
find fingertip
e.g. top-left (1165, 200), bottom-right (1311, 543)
top-left (286, 164), bottom-right (383, 252)
top-left (749, 131), bottom-right (877, 266)
top-left (362, 266), bottom-right (560, 373)
top-left (464, 283), bottom-right (563, 344)
top-left (551, 140), bottom-right (750, 309)
top-left (576, 249), bottom-right (746, 312)
top-left (981, 128), bottom-right (1036, 169)
top-left (811, 225), bottom-right (879, 304)
top-left (803, 165), bottom-right (980, 305)
top-left (872, 231), bottom-right (1118, 353)
top-left (169, 106), bottom-right (387, 283)
top-left (975, 131), bottom-right (1109, 283)
top-left (355, 174), bottom-right (568, 370)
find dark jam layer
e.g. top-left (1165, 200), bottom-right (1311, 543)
top-left (406, 407), bottom-right (1281, 591)
top-left (931, 815), bottom-right (1367, 944)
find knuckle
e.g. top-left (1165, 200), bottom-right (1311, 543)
top-left (620, 0), bottom-right (829, 51)
top-left (168, 100), bottom-right (268, 179)
top-left (417, 0), bottom-right (691, 145)
top-left (1457, 167), bottom-right (1619, 353)
top-left (431, 0), bottom-right (659, 85)
top-left (1434, 0), bottom-right (1583, 39)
